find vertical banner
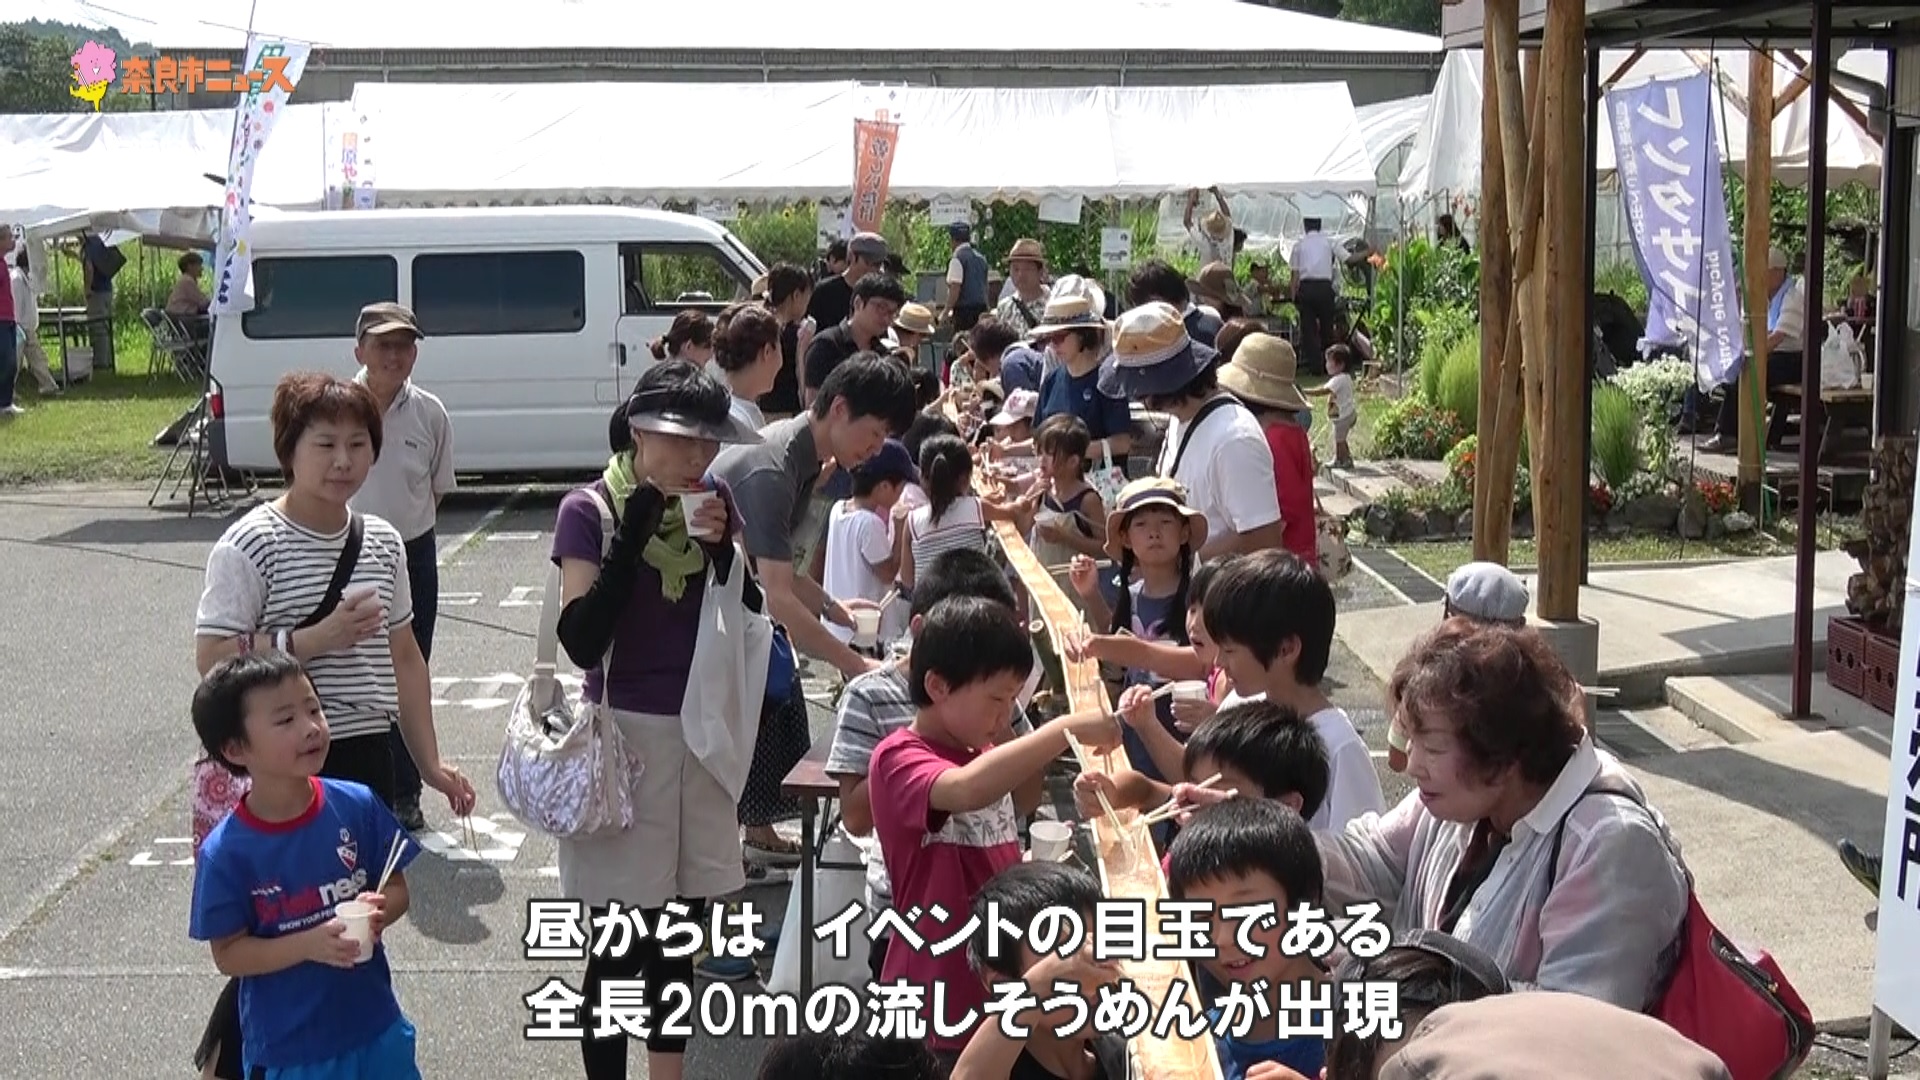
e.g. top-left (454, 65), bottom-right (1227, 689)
top-left (851, 118), bottom-right (900, 235)
top-left (1875, 494), bottom-right (1920, 1038)
top-left (1607, 71), bottom-right (1744, 390)
top-left (211, 36), bottom-right (311, 315)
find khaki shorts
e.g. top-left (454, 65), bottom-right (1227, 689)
top-left (557, 708), bottom-right (746, 910)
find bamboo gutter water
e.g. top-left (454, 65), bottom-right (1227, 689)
top-left (992, 519), bottom-right (1225, 1080)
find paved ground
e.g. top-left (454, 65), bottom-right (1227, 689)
top-left (0, 485), bottom-right (1905, 1077)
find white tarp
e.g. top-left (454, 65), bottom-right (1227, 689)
top-left (0, 104), bottom-right (329, 242)
top-left (123, 0), bottom-right (1438, 55)
top-left (346, 80), bottom-right (1378, 206)
top-left (1399, 47), bottom-right (1885, 203)
top-left (1354, 93), bottom-right (1432, 172)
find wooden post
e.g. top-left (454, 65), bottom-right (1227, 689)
top-left (1473, 17), bottom-right (1515, 561)
top-left (1533, 0), bottom-right (1587, 621)
top-left (1739, 51), bottom-right (1775, 505)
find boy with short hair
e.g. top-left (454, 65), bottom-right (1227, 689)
top-left (951, 862), bottom-right (1128, 1080)
top-left (1167, 798), bottom-right (1331, 1080)
top-left (1073, 700), bottom-right (1331, 825)
top-left (188, 652), bottom-right (422, 1078)
top-left (869, 597), bottom-right (1121, 1061)
top-left (1201, 550), bottom-right (1384, 831)
top-left (827, 547), bottom-right (1049, 977)
top-left (824, 438), bottom-right (917, 645)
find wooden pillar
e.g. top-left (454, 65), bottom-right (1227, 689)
top-left (1534, 0), bottom-right (1587, 621)
top-left (1739, 52), bottom-right (1775, 504)
top-left (1474, 7), bottom-right (1516, 561)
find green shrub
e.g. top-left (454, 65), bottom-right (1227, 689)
top-left (1590, 383), bottom-right (1642, 489)
top-left (1435, 331), bottom-right (1480, 433)
top-left (1445, 434), bottom-right (1477, 488)
top-left (1606, 357), bottom-right (1693, 426)
top-left (1372, 398), bottom-right (1468, 461)
top-left (1415, 306), bottom-right (1476, 404)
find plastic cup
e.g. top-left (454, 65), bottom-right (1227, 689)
top-left (335, 900), bottom-right (376, 963)
top-left (1030, 819), bottom-right (1073, 862)
top-left (1171, 680), bottom-right (1210, 703)
top-left (679, 490), bottom-right (720, 539)
top-left (852, 608), bottom-right (882, 647)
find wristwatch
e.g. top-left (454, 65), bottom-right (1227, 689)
top-left (275, 629), bottom-right (292, 654)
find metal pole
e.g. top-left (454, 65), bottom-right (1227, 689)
top-left (1871, 44), bottom-right (1897, 446)
top-left (1582, 46), bottom-right (1600, 585)
top-left (1793, 0), bottom-right (1832, 719)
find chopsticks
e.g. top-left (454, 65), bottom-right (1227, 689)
top-left (1137, 773), bottom-right (1228, 827)
top-left (1063, 729), bottom-right (1119, 828)
top-left (1580, 685), bottom-right (1618, 698)
top-left (375, 830), bottom-right (409, 895)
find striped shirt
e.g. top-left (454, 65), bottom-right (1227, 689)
top-left (906, 494), bottom-right (988, 585)
top-left (196, 504), bottom-right (414, 740)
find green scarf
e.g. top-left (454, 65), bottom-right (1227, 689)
top-left (603, 452), bottom-right (707, 602)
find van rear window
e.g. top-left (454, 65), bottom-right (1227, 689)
top-left (412, 251), bottom-right (586, 336)
top-left (241, 256), bottom-right (398, 340)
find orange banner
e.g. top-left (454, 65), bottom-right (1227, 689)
top-left (851, 118), bottom-right (900, 234)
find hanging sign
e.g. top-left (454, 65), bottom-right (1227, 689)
top-left (697, 200), bottom-right (739, 223)
top-left (1606, 70), bottom-right (1744, 390)
top-left (210, 36), bottom-right (311, 314)
top-left (851, 118), bottom-right (901, 234)
top-left (929, 196), bottom-right (970, 227)
top-left (1100, 228), bottom-right (1133, 270)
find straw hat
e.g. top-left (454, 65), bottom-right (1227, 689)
top-left (1217, 333), bottom-right (1309, 413)
top-left (1026, 293), bottom-right (1109, 340)
top-left (1103, 476), bottom-right (1209, 562)
top-left (893, 302), bottom-right (937, 337)
top-left (1200, 209), bottom-right (1232, 242)
top-left (1006, 238), bottom-right (1046, 267)
top-left (1097, 302), bottom-right (1217, 400)
top-left (1047, 274), bottom-right (1108, 327)
top-left (1189, 261), bottom-right (1249, 312)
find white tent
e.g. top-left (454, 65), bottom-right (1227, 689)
top-left (126, 0), bottom-right (1438, 55)
top-left (345, 80), bottom-right (1378, 206)
top-left (0, 105), bottom-right (329, 243)
top-left (1354, 93), bottom-right (1432, 173)
top-left (1399, 46), bottom-right (1886, 205)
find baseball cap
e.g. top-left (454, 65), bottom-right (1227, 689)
top-left (1444, 562), bottom-right (1529, 624)
top-left (990, 388), bottom-right (1039, 427)
top-left (356, 302), bottom-right (423, 340)
top-left (849, 232), bottom-right (889, 262)
top-left (851, 439), bottom-right (918, 486)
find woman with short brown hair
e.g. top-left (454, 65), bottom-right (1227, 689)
top-left (1316, 618), bottom-right (1688, 1011)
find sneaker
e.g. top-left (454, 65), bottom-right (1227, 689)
top-left (393, 796), bottom-right (427, 833)
top-left (695, 952), bottom-right (758, 982)
top-left (1838, 838), bottom-right (1881, 895)
top-left (0, 404), bottom-right (24, 416)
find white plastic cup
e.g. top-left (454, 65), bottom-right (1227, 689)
top-left (852, 608), bottom-right (882, 647)
top-left (1171, 680), bottom-right (1210, 703)
top-left (679, 490), bottom-right (720, 539)
top-left (1030, 819), bottom-right (1073, 862)
top-left (335, 900), bottom-right (376, 964)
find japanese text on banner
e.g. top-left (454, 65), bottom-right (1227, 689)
top-left (851, 119), bottom-right (901, 235)
top-left (1606, 70), bottom-right (1745, 392)
top-left (211, 37), bottom-right (311, 315)
top-left (1873, 491), bottom-right (1920, 1037)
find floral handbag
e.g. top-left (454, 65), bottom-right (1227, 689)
top-left (495, 490), bottom-right (640, 838)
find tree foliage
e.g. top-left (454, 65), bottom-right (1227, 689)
top-left (0, 19), bottom-right (155, 114)
top-left (1339, 0), bottom-right (1443, 35)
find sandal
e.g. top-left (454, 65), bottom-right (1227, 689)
top-left (744, 834), bottom-right (803, 865)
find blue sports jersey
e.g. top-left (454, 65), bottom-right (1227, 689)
top-left (189, 777), bottom-right (419, 1071)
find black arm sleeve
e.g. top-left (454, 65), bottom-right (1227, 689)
top-left (554, 487), bottom-right (666, 668)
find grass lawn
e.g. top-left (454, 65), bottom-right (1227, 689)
top-left (0, 327), bottom-right (198, 486)
top-left (1381, 513), bottom-right (1861, 582)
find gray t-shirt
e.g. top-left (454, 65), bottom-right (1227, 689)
top-left (709, 414), bottom-right (821, 565)
top-left (825, 664), bottom-right (1033, 911)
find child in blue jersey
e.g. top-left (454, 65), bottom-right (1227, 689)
top-left (188, 651), bottom-right (422, 1079)
top-left (1168, 798), bottom-right (1331, 1080)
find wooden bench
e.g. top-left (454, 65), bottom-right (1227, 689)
top-left (1768, 383), bottom-right (1874, 463)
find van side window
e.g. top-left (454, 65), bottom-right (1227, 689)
top-left (241, 256), bottom-right (398, 340)
top-left (621, 243), bottom-right (750, 315)
top-left (413, 250), bottom-right (586, 336)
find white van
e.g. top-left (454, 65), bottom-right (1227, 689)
top-left (209, 205), bottom-right (767, 475)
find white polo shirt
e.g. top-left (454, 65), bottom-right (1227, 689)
top-left (1290, 231), bottom-right (1337, 283)
top-left (1155, 393), bottom-right (1281, 546)
top-left (351, 378), bottom-right (455, 543)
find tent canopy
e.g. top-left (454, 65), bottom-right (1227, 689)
top-left (345, 80), bottom-right (1378, 206)
top-left (131, 0), bottom-right (1439, 54)
top-left (1399, 46), bottom-right (1886, 201)
top-left (1354, 93), bottom-right (1432, 172)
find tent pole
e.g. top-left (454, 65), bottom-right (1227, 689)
top-left (1792, 0), bottom-right (1833, 720)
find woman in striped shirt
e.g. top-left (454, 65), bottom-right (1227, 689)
top-left (190, 371), bottom-right (475, 1080)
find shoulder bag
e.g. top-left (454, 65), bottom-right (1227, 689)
top-left (1548, 788), bottom-right (1815, 1080)
top-left (495, 490), bottom-right (640, 839)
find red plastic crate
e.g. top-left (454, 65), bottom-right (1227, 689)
top-left (1865, 627), bottom-right (1902, 716)
top-left (1826, 616), bottom-right (1867, 699)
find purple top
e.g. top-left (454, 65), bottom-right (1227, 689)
top-left (548, 481), bottom-right (738, 715)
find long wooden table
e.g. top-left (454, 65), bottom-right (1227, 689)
top-left (992, 520), bottom-right (1224, 1080)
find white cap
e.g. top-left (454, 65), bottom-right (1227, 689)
top-left (1767, 245), bottom-right (1789, 270)
top-left (990, 388), bottom-right (1039, 427)
top-left (1444, 562), bottom-right (1529, 624)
